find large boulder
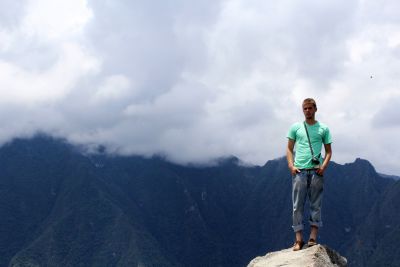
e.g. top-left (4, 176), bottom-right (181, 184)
top-left (247, 244), bottom-right (347, 267)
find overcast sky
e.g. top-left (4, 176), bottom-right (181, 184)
top-left (1, 0), bottom-right (400, 174)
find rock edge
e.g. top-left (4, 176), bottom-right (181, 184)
top-left (247, 244), bottom-right (347, 267)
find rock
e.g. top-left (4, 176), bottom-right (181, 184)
top-left (247, 244), bottom-right (347, 267)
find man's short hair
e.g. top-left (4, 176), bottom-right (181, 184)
top-left (303, 98), bottom-right (317, 108)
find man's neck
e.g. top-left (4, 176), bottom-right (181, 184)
top-left (305, 118), bottom-right (317, 125)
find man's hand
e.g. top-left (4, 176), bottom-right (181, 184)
top-left (290, 166), bottom-right (301, 176)
top-left (316, 166), bottom-right (325, 176)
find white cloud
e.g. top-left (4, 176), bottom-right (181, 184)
top-left (91, 75), bottom-right (132, 104)
top-left (0, 43), bottom-right (99, 105)
top-left (1, 0), bottom-right (400, 174)
top-left (21, 0), bottom-right (93, 41)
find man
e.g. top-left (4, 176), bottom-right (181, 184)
top-left (286, 98), bottom-right (332, 251)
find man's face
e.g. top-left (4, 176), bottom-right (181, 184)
top-left (302, 103), bottom-right (316, 119)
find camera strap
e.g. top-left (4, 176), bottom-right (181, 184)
top-left (303, 121), bottom-right (316, 159)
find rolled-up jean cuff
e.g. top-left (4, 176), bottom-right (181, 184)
top-left (292, 224), bottom-right (304, 232)
top-left (309, 221), bottom-right (323, 228)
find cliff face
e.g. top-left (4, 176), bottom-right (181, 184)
top-left (247, 245), bottom-right (347, 267)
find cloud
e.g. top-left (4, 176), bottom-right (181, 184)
top-left (21, 0), bottom-right (92, 41)
top-left (1, 0), bottom-right (400, 174)
top-left (0, 43), bottom-right (99, 105)
top-left (373, 97), bottom-right (400, 127)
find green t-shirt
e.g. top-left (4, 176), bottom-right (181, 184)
top-left (287, 121), bottom-right (332, 169)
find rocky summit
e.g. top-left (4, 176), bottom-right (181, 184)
top-left (247, 244), bottom-right (347, 267)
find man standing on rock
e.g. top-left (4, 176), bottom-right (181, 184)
top-left (286, 98), bottom-right (332, 251)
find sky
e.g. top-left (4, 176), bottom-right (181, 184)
top-left (1, 0), bottom-right (400, 174)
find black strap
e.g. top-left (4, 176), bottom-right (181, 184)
top-left (303, 122), bottom-right (315, 158)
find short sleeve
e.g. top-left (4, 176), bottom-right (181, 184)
top-left (322, 127), bottom-right (332, 144)
top-left (287, 123), bottom-right (298, 141)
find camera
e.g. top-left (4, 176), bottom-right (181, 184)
top-left (312, 153), bottom-right (321, 165)
top-left (312, 157), bottom-right (320, 165)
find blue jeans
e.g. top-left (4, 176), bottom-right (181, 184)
top-left (292, 169), bottom-right (324, 232)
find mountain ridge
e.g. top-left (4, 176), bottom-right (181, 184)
top-left (0, 135), bottom-right (398, 266)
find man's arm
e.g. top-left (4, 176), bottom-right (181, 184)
top-left (287, 139), bottom-right (300, 175)
top-left (316, 143), bottom-right (332, 176)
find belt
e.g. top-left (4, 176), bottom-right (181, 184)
top-left (298, 168), bottom-right (323, 177)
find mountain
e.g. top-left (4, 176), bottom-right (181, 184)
top-left (0, 135), bottom-right (397, 266)
top-left (346, 176), bottom-right (400, 267)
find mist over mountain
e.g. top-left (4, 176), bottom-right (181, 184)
top-left (378, 173), bottom-right (400, 181)
top-left (0, 135), bottom-right (398, 266)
